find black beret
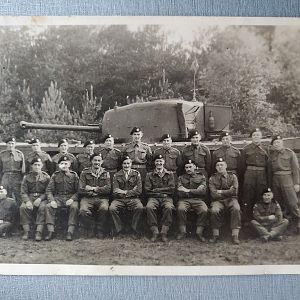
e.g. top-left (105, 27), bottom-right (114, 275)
top-left (214, 157), bottom-right (227, 169)
top-left (249, 128), bottom-right (262, 137)
top-left (188, 130), bottom-right (201, 139)
top-left (122, 155), bottom-right (132, 163)
top-left (153, 154), bottom-right (164, 161)
top-left (58, 155), bottom-right (71, 164)
top-left (219, 131), bottom-right (231, 141)
top-left (83, 140), bottom-right (95, 148)
top-left (130, 127), bottom-right (142, 135)
top-left (28, 138), bottom-right (40, 144)
top-left (103, 134), bottom-right (113, 142)
top-left (5, 137), bottom-right (16, 143)
top-left (89, 153), bottom-right (102, 161)
top-left (160, 133), bottom-right (171, 142)
top-left (184, 159), bottom-right (196, 166)
top-left (270, 135), bottom-right (282, 145)
top-left (262, 187), bottom-right (273, 195)
top-left (58, 139), bottom-right (68, 147)
top-left (31, 157), bottom-right (43, 165)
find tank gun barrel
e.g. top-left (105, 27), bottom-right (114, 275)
top-left (20, 121), bottom-right (100, 132)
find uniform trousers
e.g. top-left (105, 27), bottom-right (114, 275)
top-left (109, 198), bottom-right (143, 233)
top-left (251, 219), bottom-right (289, 238)
top-left (1, 173), bottom-right (23, 206)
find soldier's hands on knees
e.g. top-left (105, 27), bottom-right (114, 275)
top-left (25, 201), bottom-right (33, 210)
top-left (294, 184), bottom-right (300, 193)
top-left (33, 198), bottom-right (42, 207)
top-left (66, 199), bottom-right (74, 206)
top-left (268, 215), bottom-right (276, 220)
top-left (85, 185), bottom-right (94, 191)
top-left (50, 201), bottom-right (58, 209)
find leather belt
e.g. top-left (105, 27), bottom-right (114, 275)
top-left (132, 164), bottom-right (146, 169)
top-left (274, 170), bottom-right (292, 175)
top-left (3, 171), bottom-right (22, 174)
top-left (247, 166), bottom-right (265, 171)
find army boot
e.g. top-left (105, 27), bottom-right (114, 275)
top-left (22, 225), bottom-right (30, 241)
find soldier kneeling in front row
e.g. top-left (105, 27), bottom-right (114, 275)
top-left (20, 158), bottom-right (50, 241)
top-left (209, 158), bottom-right (241, 245)
top-left (176, 160), bottom-right (208, 242)
top-left (0, 186), bottom-right (17, 237)
top-left (251, 188), bottom-right (289, 242)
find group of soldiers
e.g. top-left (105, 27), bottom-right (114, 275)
top-left (0, 127), bottom-right (299, 244)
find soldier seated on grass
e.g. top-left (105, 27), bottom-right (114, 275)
top-left (251, 188), bottom-right (289, 242)
top-left (0, 186), bottom-right (17, 237)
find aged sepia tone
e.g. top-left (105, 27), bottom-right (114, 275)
top-left (0, 17), bottom-right (299, 273)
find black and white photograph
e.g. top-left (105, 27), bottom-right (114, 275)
top-left (0, 17), bottom-right (299, 275)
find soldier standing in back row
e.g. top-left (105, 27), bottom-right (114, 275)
top-left (75, 140), bottom-right (96, 175)
top-left (20, 158), bottom-right (50, 241)
top-left (0, 186), bottom-right (17, 237)
top-left (241, 128), bottom-right (269, 224)
top-left (99, 134), bottom-right (122, 181)
top-left (268, 135), bottom-right (300, 234)
top-left (52, 138), bottom-right (77, 172)
top-left (212, 132), bottom-right (241, 176)
top-left (0, 137), bottom-right (25, 206)
top-left (25, 138), bottom-right (53, 175)
top-left (123, 127), bottom-right (152, 182)
top-left (181, 130), bottom-right (211, 178)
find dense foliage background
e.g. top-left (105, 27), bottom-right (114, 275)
top-left (0, 25), bottom-right (299, 142)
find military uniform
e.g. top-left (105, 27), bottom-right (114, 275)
top-left (0, 193), bottom-right (17, 236)
top-left (182, 144), bottom-right (211, 177)
top-left (145, 168), bottom-right (175, 236)
top-left (0, 149), bottom-right (25, 206)
top-left (209, 171), bottom-right (241, 234)
top-left (45, 169), bottom-right (79, 235)
top-left (26, 151), bottom-right (53, 175)
top-left (123, 142), bottom-right (152, 181)
top-left (269, 147), bottom-right (300, 226)
top-left (251, 201), bottom-right (288, 239)
top-left (177, 172), bottom-right (208, 235)
top-left (212, 145), bottom-right (241, 175)
top-left (20, 170), bottom-right (50, 235)
top-left (75, 153), bottom-right (93, 175)
top-left (52, 152), bottom-right (77, 172)
top-left (241, 142), bottom-right (269, 221)
top-left (99, 147), bottom-right (122, 180)
top-left (153, 147), bottom-right (181, 173)
top-left (109, 169), bottom-right (143, 234)
top-left (79, 167), bottom-right (111, 236)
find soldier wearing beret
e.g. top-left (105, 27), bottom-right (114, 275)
top-left (241, 128), bottom-right (269, 223)
top-left (153, 133), bottom-right (182, 175)
top-left (251, 188), bottom-right (289, 242)
top-left (45, 155), bottom-right (79, 241)
top-left (25, 138), bottom-right (53, 175)
top-left (78, 153), bottom-right (111, 239)
top-left (99, 134), bottom-right (122, 181)
top-left (145, 154), bottom-right (175, 242)
top-left (52, 138), bottom-right (77, 172)
top-left (75, 140), bottom-right (96, 175)
top-left (268, 135), bottom-right (300, 233)
top-left (20, 158), bottom-right (50, 241)
top-left (176, 160), bottom-right (208, 241)
top-left (0, 186), bottom-right (17, 237)
top-left (0, 137), bottom-right (25, 206)
top-left (212, 132), bottom-right (241, 176)
top-left (123, 127), bottom-right (152, 182)
top-left (181, 130), bottom-right (211, 178)
top-left (209, 158), bottom-right (241, 244)
top-left (109, 156), bottom-right (143, 238)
